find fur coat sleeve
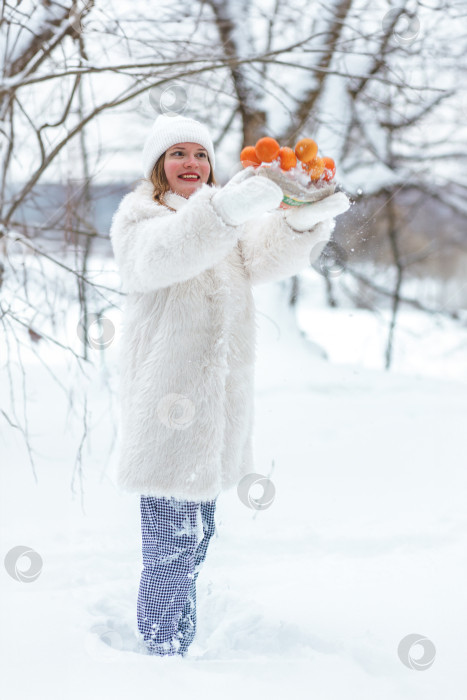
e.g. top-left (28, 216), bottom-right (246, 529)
top-left (109, 182), bottom-right (240, 293)
top-left (238, 212), bottom-right (334, 286)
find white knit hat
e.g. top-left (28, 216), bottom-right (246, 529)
top-left (142, 114), bottom-right (215, 179)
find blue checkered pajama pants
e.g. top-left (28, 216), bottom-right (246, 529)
top-left (137, 495), bottom-right (217, 656)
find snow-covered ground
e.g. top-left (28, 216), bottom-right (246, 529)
top-left (1, 270), bottom-right (466, 700)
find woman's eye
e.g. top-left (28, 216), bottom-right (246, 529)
top-left (169, 150), bottom-right (207, 158)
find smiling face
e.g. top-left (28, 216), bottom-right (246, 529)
top-left (163, 142), bottom-right (211, 198)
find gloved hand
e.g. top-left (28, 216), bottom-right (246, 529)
top-left (212, 170), bottom-right (283, 227)
top-left (284, 191), bottom-right (350, 232)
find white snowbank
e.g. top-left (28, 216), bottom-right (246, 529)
top-left (1, 272), bottom-right (465, 700)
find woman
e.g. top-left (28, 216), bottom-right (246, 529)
top-left (110, 114), bottom-right (349, 657)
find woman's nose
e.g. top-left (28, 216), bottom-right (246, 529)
top-left (183, 154), bottom-right (198, 168)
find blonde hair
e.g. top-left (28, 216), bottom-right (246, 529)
top-left (149, 152), bottom-right (216, 208)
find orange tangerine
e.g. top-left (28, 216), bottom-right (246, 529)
top-left (255, 137), bottom-right (280, 163)
top-left (304, 157), bottom-right (326, 181)
top-left (277, 146), bottom-right (297, 171)
top-left (240, 146), bottom-right (261, 167)
top-left (322, 156), bottom-right (336, 181)
top-left (294, 138), bottom-right (318, 163)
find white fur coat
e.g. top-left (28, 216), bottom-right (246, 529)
top-left (109, 180), bottom-right (333, 501)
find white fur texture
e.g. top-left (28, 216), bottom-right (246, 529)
top-left (109, 180), bottom-right (335, 501)
top-left (212, 175), bottom-right (283, 226)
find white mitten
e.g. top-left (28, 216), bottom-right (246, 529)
top-left (212, 175), bottom-right (283, 227)
top-left (284, 191), bottom-right (350, 232)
